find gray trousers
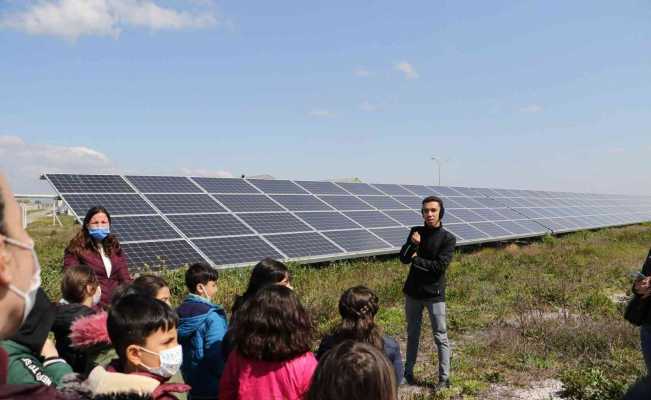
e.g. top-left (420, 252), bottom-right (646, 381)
top-left (404, 295), bottom-right (450, 381)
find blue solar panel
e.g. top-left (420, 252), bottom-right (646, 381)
top-left (47, 174), bottom-right (134, 193)
top-left (192, 177), bottom-right (259, 193)
top-left (318, 196), bottom-right (374, 211)
top-left (126, 176), bottom-right (202, 193)
top-left (358, 196), bottom-right (408, 210)
top-left (248, 179), bottom-right (308, 194)
top-left (393, 196), bottom-right (422, 209)
top-left (448, 209), bottom-right (487, 223)
top-left (383, 210), bottom-right (422, 226)
top-left (370, 227), bottom-right (409, 247)
top-left (269, 195), bottom-right (333, 211)
top-left (168, 214), bottom-right (253, 238)
top-left (146, 194), bottom-right (226, 214)
top-left (428, 186), bottom-right (464, 197)
top-left (402, 185), bottom-right (434, 196)
top-left (471, 222), bottom-right (513, 237)
top-left (343, 211), bottom-right (401, 228)
top-left (212, 194), bottom-right (284, 212)
top-left (238, 213), bottom-right (312, 234)
top-left (323, 230), bottom-right (392, 252)
top-left (336, 182), bottom-right (384, 196)
top-left (445, 224), bottom-right (488, 241)
top-left (295, 212), bottom-right (360, 231)
top-left (111, 216), bottom-right (181, 242)
top-left (294, 181), bottom-right (348, 195)
top-left (193, 236), bottom-right (282, 265)
top-left (265, 232), bottom-right (343, 258)
top-left (370, 184), bottom-right (413, 196)
top-left (63, 194), bottom-right (156, 216)
top-left (122, 240), bottom-right (206, 270)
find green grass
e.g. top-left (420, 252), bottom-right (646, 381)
top-left (29, 217), bottom-right (651, 399)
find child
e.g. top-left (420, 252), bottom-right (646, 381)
top-left (95, 293), bottom-right (190, 399)
top-left (230, 257), bottom-right (291, 319)
top-left (52, 264), bottom-right (100, 374)
top-left (316, 286), bottom-right (403, 384)
top-left (132, 274), bottom-right (172, 306)
top-left (1, 288), bottom-right (73, 386)
top-left (219, 285), bottom-right (316, 400)
top-left (177, 263), bottom-right (228, 400)
top-left (308, 340), bottom-right (397, 400)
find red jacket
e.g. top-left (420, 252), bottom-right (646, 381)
top-left (63, 247), bottom-right (131, 307)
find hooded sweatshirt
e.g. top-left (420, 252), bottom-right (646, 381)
top-left (68, 311), bottom-right (116, 372)
top-left (0, 288), bottom-right (73, 386)
top-left (52, 302), bottom-right (96, 374)
top-left (176, 293), bottom-right (228, 399)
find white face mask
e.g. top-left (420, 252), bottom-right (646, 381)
top-left (4, 237), bottom-right (41, 325)
top-left (92, 286), bottom-right (102, 306)
top-left (138, 344), bottom-right (183, 378)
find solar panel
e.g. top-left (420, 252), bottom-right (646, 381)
top-left (168, 214), bottom-right (253, 238)
top-left (47, 174), bottom-right (134, 193)
top-left (238, 212), bottom-right (312, 234)
top-left (294, 181), bottom-right (348, 195)
top-left (370, 227), bottom-right (409, 247)
top-left (295, 212), bottom-right (360, 231)
top-left (265, 232), bottom-right (343, 258)
top-left (318, 196), bottom-right (374, 211)
top-left (336, 182), bottom-right (384, 196)
top-left (122, 240), bottom-right (206, 270)
top-left (146, 194), bottom-right (226, 214)
top-left (343, 211), bottom-right (401, 228)
top-left (45, 174), bottom-right (651, 270)
top-left (323, 230), bottom-right (392, 252)
top-left (192, 177), bottom-right (259, 193)
top-left (269, 195), bottom-right (333, 211)
top-left (63, 194), bottom-right (155, 216)
top-left (111, 216), bottom-right (181, 242)
top-left (357, 196), bottom-right (408, 210)
top-left (126, 176), bottom-right (202, 193)
top-left (247, 179), bottom-right (307, 194)
top-left (212, 194), bottom-right (284, 212)
top-left (193, 236), bottom-right (283, 265)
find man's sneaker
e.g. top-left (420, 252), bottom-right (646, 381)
top-left (434, 379), bottom-right (450, 391)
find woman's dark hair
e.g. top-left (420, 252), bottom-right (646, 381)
top-left (61, 265), bottom-right (99, 303)
top-left (66, 206), bottom-right (120, 257)
top-left (233, 285), bottom-right (312, 362)
top-left (132, 275), bottom-right (169, 299)
top-left (307, 340), bottom-right (397, 400)
top-left (232, 258), bottom-right (289, 316)
top-left (107, 294), bottom-right (178, 361)
top-left (185, 262), bottom-right (218, 293)
top-left (332, 286), bottom-right (383, 350)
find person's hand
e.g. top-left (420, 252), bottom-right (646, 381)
top-left (410, 231), bottom-right (421, 246)
top-left (634, 277), bottom-right (651, 299)
top-left (41, 338), bottom-right (59, 359)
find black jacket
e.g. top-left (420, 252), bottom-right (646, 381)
top-left (633, 248), bottom-right (651, 326)
top-left (400, 224), bottom-right (456, 302)
top-left (52, 303), bottom-right (95, 374)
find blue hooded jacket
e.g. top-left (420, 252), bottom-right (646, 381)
top-left (176, 293), bottom-right (228, 399)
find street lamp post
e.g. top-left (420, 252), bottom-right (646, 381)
top-left (431, 156), bottom-right (442, 186)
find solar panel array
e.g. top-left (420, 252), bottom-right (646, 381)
top-left (45, 174), bottom-right (651, 270)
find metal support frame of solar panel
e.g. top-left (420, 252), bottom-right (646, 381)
top-left (44, 174), bottom-right (651, 271)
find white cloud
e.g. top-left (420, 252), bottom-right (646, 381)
top-left (394, 61), bottom-right (419, 80)
top-left (354, 67), bottom-right (370, 77)
top-left (308, 109), bottom-right (334, 118)
top-left (359, 100), bottom-right (379, 112)
top-left (0, 0), bottom-right (218, 41)
top-left (520, 104), bottom-right (543, 113)
top-left (179, 168), bottom-right (233, 178)
top-left (0, 134), bottom-right (115, 192)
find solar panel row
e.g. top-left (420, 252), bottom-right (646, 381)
top-left (45, 174), bottom-right (651, 270)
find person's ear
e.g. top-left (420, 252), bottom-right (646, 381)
top-left (0, 239), bottom-right (13, 286)
top-left (85, 284), bottom-right (95, 297)
top-left (126, 344), bottom-right (143, 367)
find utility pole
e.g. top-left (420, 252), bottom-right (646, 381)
top-left (431, 156), bottom-right (442, 186)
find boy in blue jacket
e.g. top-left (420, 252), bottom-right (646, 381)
top-left (176, 262), bottom-right (228, 400)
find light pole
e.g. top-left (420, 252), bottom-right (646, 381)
top-left (431, 156), bottom-right (441, 186)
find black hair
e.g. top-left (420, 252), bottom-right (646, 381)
top-left (67, 206), bottom-right (121, 256)
top-left (332, 286), bottom-right (383, 350)
top-left (232, 257), bottom-right (289, 317)
top-left (107, 294), bottom-right (178, 361)
top-left (0, 187), bottom-right (5, 235)
top-left (421, 195), bottom-right (445, 219)
top-left (132, 274), bottom-right (169, 299)
top-left (185, 262), bottom-right (219, 293)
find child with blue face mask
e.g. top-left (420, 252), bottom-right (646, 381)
top-left (64, 206), bottom-right (131, 308)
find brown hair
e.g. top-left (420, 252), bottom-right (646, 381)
top-left (132, 275), bottom-right (169, 299)
top-left (233, 285), bottom-right (312, 362)
top-left (66, 206), bottom-right (121, 257)
top-left (307, 340), bottom-right (397, 400)
top-left (61, 265), bottom-right (99, 304)
top-left (332, 286), bottom-right (383, 350)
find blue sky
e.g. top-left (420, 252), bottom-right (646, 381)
top-left (1, 0), bottom-right (650, 195)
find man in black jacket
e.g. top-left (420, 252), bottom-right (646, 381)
top-left (400, 195), bottom-right (456, 389)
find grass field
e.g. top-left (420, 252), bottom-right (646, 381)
top-left (30, 215), bottom-right (651, 399)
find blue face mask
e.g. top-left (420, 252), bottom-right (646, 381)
top-left (88, 227), bottom-right (110, 241)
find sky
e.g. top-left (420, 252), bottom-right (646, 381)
top-left (0, 0), bottom-right (650, 195)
